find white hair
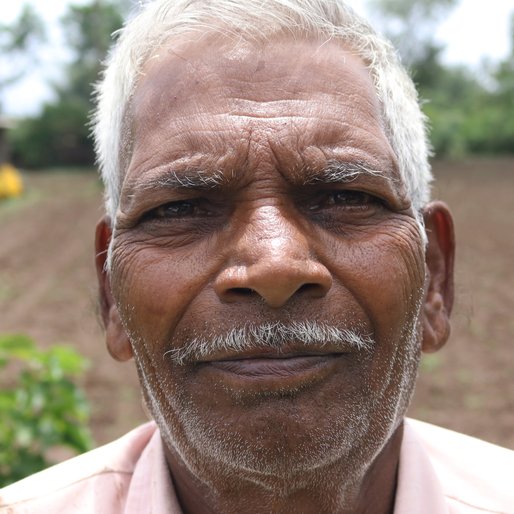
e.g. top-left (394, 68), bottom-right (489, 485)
top-left (164, 320), bottom-right (373, 365)
top-left (93, 0), bottom-right (432, 222)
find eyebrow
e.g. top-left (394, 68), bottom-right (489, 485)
top-left (126, 159), bottom-right (393, 200)
top-left (128, 167), bottom-right (227, 194)
top-left (302, 161), bottom-right (390, 185)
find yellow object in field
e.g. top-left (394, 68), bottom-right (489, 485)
top-left (0, 163), bottom-right (23, 199)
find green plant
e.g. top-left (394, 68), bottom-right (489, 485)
top-left (0, 334), bottom-right (93, 487)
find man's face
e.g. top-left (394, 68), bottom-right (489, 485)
top-left (107, 36), bottom-right (427, 483)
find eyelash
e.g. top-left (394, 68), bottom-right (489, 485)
top-left (140, 189), bottom-right (382, 225)
top-left (307, 190), bottom-right (382, 211)
top-left (142, 199), bottom-right (209, 221)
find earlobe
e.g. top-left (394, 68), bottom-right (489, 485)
top-left (105, 303), bottom-right (134, 362)
top-left (95, 217), bottom-right (133, 362)
top-left (421, 201), bottom-right (455, 353)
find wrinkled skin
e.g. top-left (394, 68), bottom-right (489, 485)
top-left (96, 35), bottom-right (454, 514)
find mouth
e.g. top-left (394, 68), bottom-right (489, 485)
top-left (197, 348), bottom-right (348, 392)
top-left (208, 353), bottom-right (342, 375)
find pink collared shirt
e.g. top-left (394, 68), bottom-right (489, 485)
top-left (1, 419), bottom-right (513, 513)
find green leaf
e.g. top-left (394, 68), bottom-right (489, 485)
top-left (0, 333), bottom-right (93, 487)
top-left (0, 334), bottom-right (35, 360)
top-left (47, 345), bottom-right (89, 375)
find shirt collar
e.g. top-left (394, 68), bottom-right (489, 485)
top-left (124, 428), bottom-right (183, 514)
top-left (394, 419), bottom-right (449, 514)
top-left (124, 419), bottom-right (449, 514)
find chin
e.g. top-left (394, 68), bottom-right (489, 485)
top-left (154, 388), bottom-right (402, 489)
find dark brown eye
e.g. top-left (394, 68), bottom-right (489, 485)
top-left (328, 190), bottom-right (375, 207)
top-left (309, 190), bottom-right (379, 211)
top-left (145, 200), bottom-right (203, 220)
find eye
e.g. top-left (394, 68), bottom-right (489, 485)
top-left (143, 200), bottom-right (208, 221)
top-left (328, 190), bottom-right (375, 207)
top-left (309, 190), bottom-right (381, 211)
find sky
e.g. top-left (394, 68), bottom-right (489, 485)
top-left (1, 0), bottom-right (513, 116)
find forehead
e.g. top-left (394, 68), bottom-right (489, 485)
top-left (134, 33), bottom-right (379, 110)
top-left (126, 34), bottom-right (397, 186)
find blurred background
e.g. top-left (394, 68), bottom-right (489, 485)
top-left (0, 0), bottom-right (513, 480)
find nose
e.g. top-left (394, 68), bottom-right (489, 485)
top-left (214, 207), bottom-right (332, 308)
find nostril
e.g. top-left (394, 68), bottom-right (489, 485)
top-left (232, 287), bottom-right (254, 295)
top-left (227, 287), bottom-right (255, 298)
top-left (297, 283), bottom-right (326, 297)
top-left (219, 287), bottom-right (257, 304)
top-left (214, 262), bottom-right (332, 306)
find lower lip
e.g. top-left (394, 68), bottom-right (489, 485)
top-left (201, 354), bottom-right (343, 390)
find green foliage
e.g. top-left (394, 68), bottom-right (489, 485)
top-left (5, 0), bottom-right (514, 165)
top-left (59, 1), bottom-right (125, 105)
top-left (0, 334), bottom-right (92, 487)
top-left (472, 13), bottom-right (514, 154)
top-left (10, 0), bottom-right (125, 169)
top-left (423, 14), bottom-right (514, 156)
top-left (10, 98), bottom-right (95, 168)
top-left (369, 0), bottom-right (514, 157)
top-left (420, 66), bottom-right (483, 157)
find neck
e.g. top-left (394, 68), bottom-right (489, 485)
top-left (164, 423), bottom-right (403, 514)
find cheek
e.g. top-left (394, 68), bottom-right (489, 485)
top-left (109, 237), bottom-right (216, 347)
top-left (330, 219), bottom-right (426, 341)
top-left (327, 220), bottom-right (425, 406)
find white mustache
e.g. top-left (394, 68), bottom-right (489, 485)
top-left (164, 321), bottom-right (374, 365)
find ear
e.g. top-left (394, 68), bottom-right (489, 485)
top-left (421, 201), bottom-right (455, 353)
top-left (95, 216), bottom-right (133, 362)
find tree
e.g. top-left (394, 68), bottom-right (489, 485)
top-left (58, 1), bottom-right (127, 106)
top-left (467, 13), bottom-right (514, 153)
top-left (494, 13), bottom-right (514, 111)
top-left (365, 0), bottom-right (514, 157)
top-left (10, 0), bottom-right (128, 168)
top-left (0, 5), bottom-right (45, 112)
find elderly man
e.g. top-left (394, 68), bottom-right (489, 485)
top-left (1, 0), bottom-right (513, 513)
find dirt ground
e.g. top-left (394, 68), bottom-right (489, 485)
top-left (0, 158), bottom-right (513, 450)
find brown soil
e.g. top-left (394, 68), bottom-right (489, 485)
top-left (0, 159), bottom-right (513, 450)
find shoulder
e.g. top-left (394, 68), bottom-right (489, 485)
top-left (0, 422), bottom-right (157, 514)
top-left (406, 418), bottom-right (514, 513)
